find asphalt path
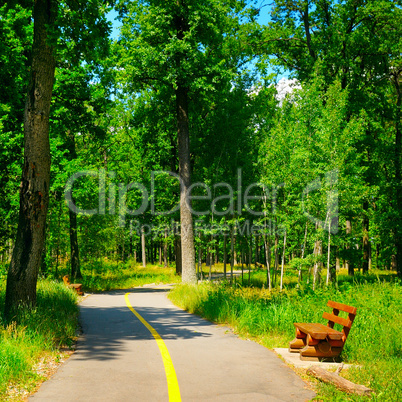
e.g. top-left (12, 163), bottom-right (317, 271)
top-left (30, 285), bottom-right (315, 401)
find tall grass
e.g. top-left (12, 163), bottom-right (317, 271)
top-left (169, 278), bottom-right (402, 401)
top-left (0, 279), bottom-right (79, 399)
top-left (78, 259), bottom-right (181, 292)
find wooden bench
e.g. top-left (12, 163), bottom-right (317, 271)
top-left (63, 275), bottom-right (83, 295)
top-left (289, 300), bottom-right (357, 361)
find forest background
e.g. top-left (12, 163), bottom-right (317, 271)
top-left (0, 1), bottom-right (402, 399)
top-left (1, 0), bottom-right (401, 292)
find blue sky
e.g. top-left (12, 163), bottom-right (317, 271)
top-left (107, 9), bottom-right (120, 40)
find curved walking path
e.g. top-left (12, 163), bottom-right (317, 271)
top-left (30, 285), bottom-right (315, 401)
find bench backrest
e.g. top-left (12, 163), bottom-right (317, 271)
top-left (323, 300), bottom-right (357, 343)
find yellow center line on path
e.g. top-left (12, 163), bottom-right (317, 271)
top-left (124, 293), bottom-right (181, 402)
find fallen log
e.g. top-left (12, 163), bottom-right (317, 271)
top-left (307, 366), bottom-right (373, 396)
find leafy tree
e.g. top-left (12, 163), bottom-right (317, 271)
top-left (0, 3), bottom-right (32, 260)
top-left (116, 0), bottom-right (251, 282)
top-left (256, 0), bottom-right (402, 276)
top-left (4, 0), bottom-right (112, 320)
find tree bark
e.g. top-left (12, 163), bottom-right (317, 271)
top-left (362, 201), bottom-right (370, 274)
top-left (264, 234), bottom-right (271, 290)
top-left (326, 216), bottom-right (331, 285)
top-left (299, 221), bottom-right (308, 285)
top-left (66, 134), bottom-right (82, 279)
top-left (307, 367), bottom-right (372, 396)
top-left (345, 219), bottom-right (354, 276)
top-left (175, 235), bottom-right (182, 275)
top-left (313, 223), bottom-right (322, 290)
top-left (392, 71), bottom-right (402, 278)
top-left (69, 208), bottom-right (82, 279)
top-left (280, 231), bottom-right (287, 291)
top-left (230, 224), bottom-right (234, 284)
top-left (223, 233), bottom-right (227, 280)
top-left (175, 9), bottom-right (196, 283)
top-left (5, 0), bottom-right (56, 321)
top-left (141, 225), bottom-right (146, 268)
top-left (274, 230), bottom-right (279, 286)
top-left (164, 227), bottom-right (168, 267)
top-left (176, 83), bottom-right (196, 283)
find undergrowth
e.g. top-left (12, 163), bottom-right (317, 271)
top-left (168, 277), bottom-right (402, 401)
top-left (0, 280), bottom-right (79, 399)
top-left (58, 259), bottom-right (181, 292)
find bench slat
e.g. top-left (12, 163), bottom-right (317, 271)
top-left (327, 300), bottom-right (357, 315)
top-left (322, 312), bottom-right (352, 328)
top-left (294, 323), bottom-right (343, 340)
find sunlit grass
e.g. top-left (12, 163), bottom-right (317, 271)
top-left (0, 279), bottom-right (79, 399)
top-left (168, 274), bottom-right (402, 401)
top-left (78, 259), bottom-right (181, 292)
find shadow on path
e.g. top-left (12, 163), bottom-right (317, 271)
top-left (76, 289), bottom-right (214, 362)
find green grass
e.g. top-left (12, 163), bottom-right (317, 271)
top-left (77, 259), bottom-right (181, 292)
top-left (0, 279), bottom-right (79, 400)
top-left (168, 275), bottom-right (402, 401)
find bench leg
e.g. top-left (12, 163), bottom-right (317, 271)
top-left (289, 328), bottom-right (308, 352)
top-left (300, 342), bottom-right (343, 361)
top-left (289, 337), bottom-right (306, 352)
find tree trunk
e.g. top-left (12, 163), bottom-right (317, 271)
top-left (230, 224), bottom-right (234, 284)
top-left (392, 72), bottom-right (402, 278)
top-left (55, 201), bottom-right (62, 277)
top-left (280, 231), bottom-right (287, 291)
top-left (335, 246), bottom-right (341, 272)
top-left (326, 217), bottom-right (331, 285)
top-left (345, 219), bottom-right (354, 276)
top-left (264, 234), bottom-right (272, 291)
top-left (248, 235), bottom-right (252, 285)
top-left (164, 227), bottom-right (168, 267)
top-left (121, 231), bottom-right (125, 262)
top-left (274, 231), bottom-right (279, 286)
top-left (5, 0), bottom-right (56, 321)
top-left (223, 233), bottom-right (227, 280)
top-left (129, 224), bottom-right (134, 260)
top-left (299, 221), bottom-right (308, 285)
top-left (198, 232), bottom-right (202, 280)
top-left (313, 223), bottom-right (322, 290)
top-left (255, 235), bottom-right (259, 264)
top-left (176, 83), bottom-right (196, 283)
top-left (362, 201), bottom-right (370, 274)
top-left (141, 225), bottom-right (146, 268)
top-left (69, 208), bottom-right (82, 279)
top-left (175, 235), bottom-right (182, 275)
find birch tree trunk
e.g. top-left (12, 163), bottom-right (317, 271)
top-left (345, 219), bottom-right (354, 276)
top-left (280, 231), bottom-right (287, 291)
top-left (326, 218), bottom-right (331, 286)
top-left (264, 234), bottom-right (272, 290)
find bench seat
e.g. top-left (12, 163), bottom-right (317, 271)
top-left (293, 323), bottom-right (343, 340)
